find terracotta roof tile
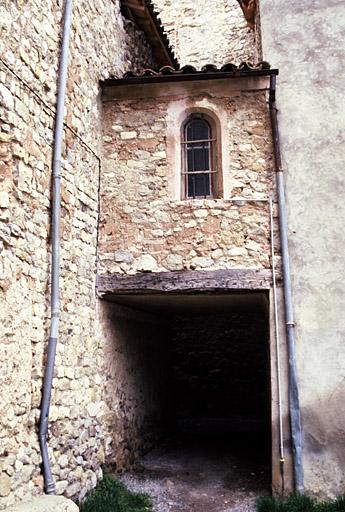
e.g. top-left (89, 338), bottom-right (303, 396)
top-left (102, 61), bottom-right (278, 88)
top-left (122, 61), bottom-right (272, 79)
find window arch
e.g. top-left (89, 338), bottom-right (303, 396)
top-left (181, 114), bottom-right (218, 199)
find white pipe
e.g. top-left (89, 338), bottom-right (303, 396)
top-left (269, 197), bottom-right (285, 479)
top-left (269, 74), bottom-right (304, 493)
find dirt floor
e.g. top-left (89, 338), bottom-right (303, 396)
top-left (117, 434), bottom-right (270, 512)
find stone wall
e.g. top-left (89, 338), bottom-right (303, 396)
top-left (153, 0), bottom-right (258, 66)
top-left (91, 302), bottom-right (170, 471)
top-left (100, 79), bottom-right (275, 275)
top-left (0, 0), bottom-right (154, 507)
top-left (170, 306), bottom-right (269, 425)
top-left (0, 0), bottom-right (283, 506)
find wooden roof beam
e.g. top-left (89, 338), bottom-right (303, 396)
top-left (236, 0), bottom-right (256, 29)
top-left (120, 0), bottom-right (178, 68)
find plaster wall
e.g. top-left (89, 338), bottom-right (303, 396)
top-left (0, 0), bottom-right (154, 506)
top-left (260, 0), bottom-right (345, 498)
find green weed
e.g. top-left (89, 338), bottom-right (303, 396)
top-left (257, 493), bottom-right (345, 512)
top-left (79, 475), bottom-right (153, 512)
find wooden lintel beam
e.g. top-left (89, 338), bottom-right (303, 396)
top-left (97, 269), bottom-right (273, 297)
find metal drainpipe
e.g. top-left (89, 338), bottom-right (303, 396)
top-left (39, 0), bottom-right (73, 494)
top-left (269, 74), bottom-right (304, 493)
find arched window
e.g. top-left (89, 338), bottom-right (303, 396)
top-left (182, 115), bottom-right (217, 198)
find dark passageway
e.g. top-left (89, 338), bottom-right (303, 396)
top-left (170, 303), bottom-right (269, 445)
top-left (106, 292), bottom-right (271, 511)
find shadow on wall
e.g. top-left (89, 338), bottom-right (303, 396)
top-left (98, 301), bottom-right (170, 472)
top-left (302, 384), bottom-right (345, 498)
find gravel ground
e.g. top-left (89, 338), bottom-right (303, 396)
top-left (116, 435), bottom-right (270, 512)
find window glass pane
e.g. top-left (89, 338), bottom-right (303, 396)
top-left (184, 117), bottom-right (213, 198)
top-left (187, 144), bottom-right (210, 172)
top-left (187, 174), bottom-right (195, 197)
top-left (187, 173), bottom-right (210, 197)
top-left (186, 119), bottom-right (210, 141)
top-left (194, 144), bottom-right (210, 171)
top-left (197, 173), bottom-right (210, 196)
top-left (187, 146), bottom-right (194, 171)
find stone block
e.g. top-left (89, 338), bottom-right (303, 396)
top-left (120, 131), bottom-right (137, 140)
top-left (194, 209), bottom-right (208, 218)
top-left (0, 85), bottom-right (14, 110)
top-left (228, 247), bottom-right (248, 257)
top-left (4, 496), bottom-right (79, 512)
top-left (65, 483), bottom-right (81, 498)
top-left (0, 474), bottom-right (11, 497)
top-left (134, 254), bottom-right (158, 272)
top-left (191, 256), bottom-right (214, 268)
top-left (0, 192), bottom-right (10, 208)
top-left (165, 254), bottom-right (183, 271)
top-left (114, 250), bottom-right (134, 263)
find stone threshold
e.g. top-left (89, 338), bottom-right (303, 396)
top-left (5, 496), bottom-right (78, 512)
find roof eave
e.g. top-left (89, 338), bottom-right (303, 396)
top-left (102, 68), bottom-right (279, 88)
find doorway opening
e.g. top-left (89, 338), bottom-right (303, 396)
top-left (102, 291), bottom-right (271, 509)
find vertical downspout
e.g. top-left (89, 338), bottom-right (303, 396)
top-left (269, 74), bottom-right (304, 493)
top-left (39, 0), bottom-right (73, 494)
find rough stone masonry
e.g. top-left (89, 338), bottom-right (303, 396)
top-left (99, 79), bottom-right (276, 275)
top-left (0, 0), bottom-right (155, 507)
top-left (0, 0), bottom-right (276, 508)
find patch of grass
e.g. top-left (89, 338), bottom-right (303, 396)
top-left (257, 494), bottom-right (315, 512)
top-left (319, 495), bottom-right (345, 512)
top-left (79, 475), bottom-right (153, 512)
top-left (257, 493), bottom-right (345, 512)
